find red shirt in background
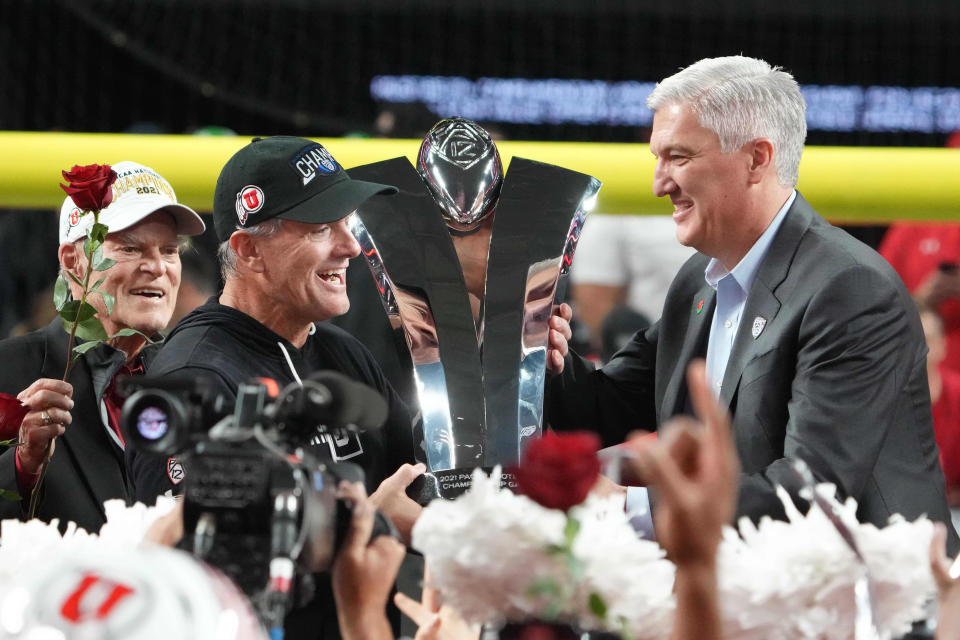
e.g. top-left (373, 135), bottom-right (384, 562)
top-left (880, 223), bottom-right (960, 374)
top-left (934, 366), bottom-right (960, 494)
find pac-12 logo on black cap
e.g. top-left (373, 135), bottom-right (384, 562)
top-left (235, 185), bottom-right (264, 225)
top-left (290, 143), bottom-right (339, 186)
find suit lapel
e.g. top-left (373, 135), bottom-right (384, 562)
top-left (718, 281), bottom-right (781, 407)
top-left (718, 194), bottom-right (815, 407)
top-left (662, 282), bottom-right (715, 418)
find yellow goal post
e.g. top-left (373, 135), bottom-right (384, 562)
top-left (3, 132), bottom-right (959, 222)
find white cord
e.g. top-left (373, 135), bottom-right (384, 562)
top-left (276, 342), bottom-right (303, 386)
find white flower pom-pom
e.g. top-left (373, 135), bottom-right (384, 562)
top-left (711, 485), bottom-right (933, 640)
top-left (0, 496), bottom-right (179, 594)
top-left (413, 467), bottom-right (675, 637)
top-left (412, 470), bottom-right (937, 640)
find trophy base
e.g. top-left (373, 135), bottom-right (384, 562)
top-left (407, 467), bottom-right (518, 504)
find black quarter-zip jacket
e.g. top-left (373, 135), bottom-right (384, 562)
top-left (127, 297), bottom-right (415, 502)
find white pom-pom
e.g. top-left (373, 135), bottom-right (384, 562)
top-left (413, 473), bottom-right (937, 640)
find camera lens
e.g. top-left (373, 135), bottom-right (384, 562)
top-left (136, 406), bottom-right (169, 440)
top-left (122, 389), bottom-right (190, 455)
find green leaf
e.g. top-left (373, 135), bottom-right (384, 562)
top-left (0, 439), bottom-right (19, 447)
top-left (568, 556), bottom-right (585, 582)
top-left (63, 318), bottom-right (107, 342)
top-left (564, 516), bottom-right (581, 545)
top-left (95, 289), bottom-right (115, 315)
top-left (67, 270), bottom-right (83, 286)
top-left (543, 601), bottom-right (562, 621)
top-left (588, 592), bottom-right (608, 620)
top-left (0, 489), bottom-right (21, 501)
top-left (90, 222), bottom-right (109, 245)
top-left (110, 327), bottom-right (151, 342)
top-left (53, 273), bottom-right (69, 311)
top-left (58, 300), bottom-right (80, 322)
top-left (72, 340), bottom-right (101, 355)
top-left (93, 257), bottom-right (116, 271)
top-left (527, 577), bottom-right (562, 598)
top-left (59, 300), bottom-right (97, 323)
top-left (91, 275), bottom-right (106, 290)
top-left (84, 236), bottom-right (97, 258)
top-left (73, 316), bottom-right (109, 342)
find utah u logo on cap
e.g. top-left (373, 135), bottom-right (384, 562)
top-left (235, 185), bottom-right (264, 225)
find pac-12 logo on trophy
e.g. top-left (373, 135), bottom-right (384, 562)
top-left (348, 118), bottom-right (601, 501)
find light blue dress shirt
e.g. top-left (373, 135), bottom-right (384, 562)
top-left (704, 190), bottom-right (796, 397)
top-left (625, 190), bottom-right (797, 538)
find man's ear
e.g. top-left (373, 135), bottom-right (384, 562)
top-left (746, 138), bottom-right (776, 184)
top-left (230, 231), bottom-right (265, 273)
top-left (58, 242), bottom-right (85, 280)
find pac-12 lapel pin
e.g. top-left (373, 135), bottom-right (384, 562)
top-left (695, 300), bottom-right (704, 315)
top-left (752, 316), bottom-right (767, 339)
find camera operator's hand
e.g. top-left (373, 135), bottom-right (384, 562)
top-left (333, 481), bottom-right (406, 640)
top-left (16, 379), bottom-right (74, 474)
top-left (370, 463), bottom-right (426, 545)
top-left (143, 499), bottom-right (184, 548)
top-left (394, 570), bottom-right (480, 640)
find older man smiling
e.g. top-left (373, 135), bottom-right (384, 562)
top-left (0, 160), bottom-right (205, 532)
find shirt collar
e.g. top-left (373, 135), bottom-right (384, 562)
top-left (705, 190), bottom-right (797, 291)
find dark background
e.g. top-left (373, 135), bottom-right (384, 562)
top-left (2, 0), bottom-right (959, 146)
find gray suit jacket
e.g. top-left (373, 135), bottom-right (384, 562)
top-left (550, 193), bottom-right (959, 551)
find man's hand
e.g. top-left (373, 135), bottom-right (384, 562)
top-left (590, 471), bottom-right (628, 501)
top-left (916, 268), bottom-right (960, 308)
top-left (143, 499), bottom-right (184, 548)
top-left (394, 574), bottom-right (481, 640)
top-left (546, 302), bottom-right (573, 375)
top-left (16, 379), bottom-right (74, 473)
top-left (369, 463), bottom-right (426, 545)
top-left (628, 360), bottom-right (740, 567)
top-left (332, 481), bottom-right (406, 640)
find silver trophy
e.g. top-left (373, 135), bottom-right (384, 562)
top-left (348, 118), bottom-right (600, 501)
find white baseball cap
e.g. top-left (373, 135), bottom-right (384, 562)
top-left (59, 160), bottom-right (206, 244)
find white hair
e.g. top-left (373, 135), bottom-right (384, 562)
top-left (217, 218), bottom-right (285, 281)
top-left (646, 56), bottom-right (807, 187)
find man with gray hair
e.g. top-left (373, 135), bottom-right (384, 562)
top-left (0, 160), bottom-right (205, 533)
top-left (549, 56), bottom-right (958, 550)
top-left (129, 136), bottom-right (423, 640)
top-left (130, 137), bottom-right (421, 537)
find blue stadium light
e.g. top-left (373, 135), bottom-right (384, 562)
top-left (370, 75), bottom-right (960, 134)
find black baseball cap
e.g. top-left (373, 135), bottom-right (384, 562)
top-left (213, 136), bottom-right (397, 242)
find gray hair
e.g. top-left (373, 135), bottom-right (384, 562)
top-left (646, 56), bottom-right (806, 187)
top-left (217, 218), bottom-right (286, 281)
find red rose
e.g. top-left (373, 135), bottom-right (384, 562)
top-left (500, 622), bottom-right (581, 640)
top-left (60, 164), bottom-right (117, 212)
top-left (514, 431), bottom-right (601, 511)
top-left (0, 393), bottom-right (29, 441)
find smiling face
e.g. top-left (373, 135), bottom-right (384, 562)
top-left (650, 102), bottom-right (755, 267)
top-left (62, 212), bottom-right (182, 339)
top-left (255, 217), bottom-right (361, 325)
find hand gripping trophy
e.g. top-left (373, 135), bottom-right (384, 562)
top-left (346, 118), bottom-right (601, 501)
